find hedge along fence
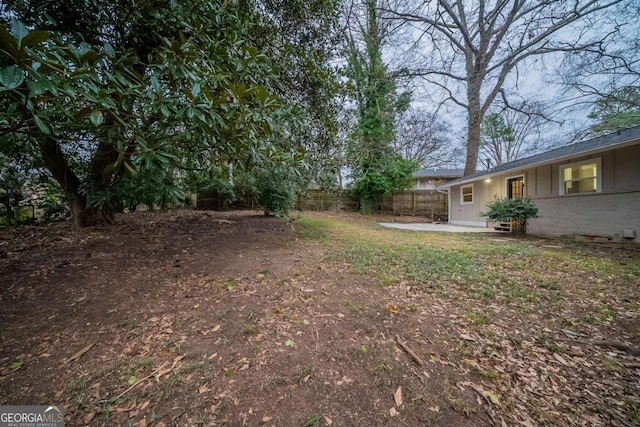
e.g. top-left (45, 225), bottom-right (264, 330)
top-left (191, 191), bottom-right (261, 211)
top-left (297, 189), bottom-right (448, 220)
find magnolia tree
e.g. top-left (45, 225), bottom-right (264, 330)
top-left (0, 0), bottom-right (341, 226)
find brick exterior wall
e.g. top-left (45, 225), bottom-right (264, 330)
top-left (527, 191), bottom-right (640, 242)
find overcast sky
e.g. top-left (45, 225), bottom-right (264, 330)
top-left (369, 0), bottom-right (640, 167)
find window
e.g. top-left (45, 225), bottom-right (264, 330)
top-left (559, 158), bottom-right (601, 195)
top-left (461, 184), bottom-right (474, 204)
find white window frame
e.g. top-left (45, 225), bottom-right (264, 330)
top-left (505, 175), bottom-right (525, 199)
top-left (559, 158), bottom-right (602, 196)
top-left (460, 184), bottom-right (474, 205)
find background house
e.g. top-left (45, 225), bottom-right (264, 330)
top-left (413, 168), bottom-right (464, 190)
top-left (438, 126), bottom-right (640, 242)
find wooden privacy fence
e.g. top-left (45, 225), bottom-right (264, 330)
top-left (385, 190), bottom-right (447, 220)
top-left (297, 189), bottom-right (448, 220)
top-left (193, 189), bottom-right (448, 220)
top-left (296, 190), bottom-right (359, 212)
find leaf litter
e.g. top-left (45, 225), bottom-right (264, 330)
top-left (0, 210), bottom-right (638, 426)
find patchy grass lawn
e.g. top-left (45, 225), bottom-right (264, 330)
top-left (1, 210), bottom-right (638, 426)
top-left (298, 212), bottom-right (640, 426)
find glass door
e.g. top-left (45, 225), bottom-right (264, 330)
top-left (507, 176), bottom-right (524, 199)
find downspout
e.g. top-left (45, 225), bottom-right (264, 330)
top-left (437, 188), bottom-right (450, 224)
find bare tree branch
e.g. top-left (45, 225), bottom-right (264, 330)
top-left (379, 0), bottom-right (631, 175)
top-left (393, 108), bottom-right (460, 168)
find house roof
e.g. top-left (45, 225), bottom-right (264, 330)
top-left (414, 168), bottom-right (465, 179)
top-left (439, 125), bottom-right (640, 188)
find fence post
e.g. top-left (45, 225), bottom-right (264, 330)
top-left (410, 191), bottom-right (414, 215)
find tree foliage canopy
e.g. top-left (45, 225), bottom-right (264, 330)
top-left (479, 108), bottom-right (547, 167)
top-left (0, 0), bottom-right (341, 225)
top-left (392, 108), bottom-right (458, 169)
top-left (480, 113), bottom-right (516, 167)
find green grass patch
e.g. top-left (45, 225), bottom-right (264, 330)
top-left (296, 213), bottom-right (640, 314)
top-left (295, 216), bottom-right (334, 240)
top-left (345, 240), bottom-right (485, 289)
top-left (465, 310), bottom-right (488, 325)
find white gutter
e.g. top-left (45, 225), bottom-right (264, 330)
top-left (437, 188), bottom-right (450, 224)
top-left (438, 137), bottom-right (640, 189)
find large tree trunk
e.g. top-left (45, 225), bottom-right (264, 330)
top-left (87, 137), bottom-right (121, 222)
top-left (464, 89), bottom-right (483, 176)
top-left (464, 117), bottom-right (481, 176)
top-left (36, 118), bottom-right (126, 227)
top-left (67, 193), bottom-right (96, 227)
top-left (37, 135), bottom-right (108, 227)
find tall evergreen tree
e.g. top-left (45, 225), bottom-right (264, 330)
top-left (588, 86), bottom-right (640, 135)
top-left (345, 0), bottom-right (416, 213)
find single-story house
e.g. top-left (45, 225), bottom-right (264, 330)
top-left (413, 168), bottom-right (465, 190)
top-left (438, 126), bottom-right (640, 242)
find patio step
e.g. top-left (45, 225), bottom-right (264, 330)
top-left (494, 222), bottom-right (511, 232)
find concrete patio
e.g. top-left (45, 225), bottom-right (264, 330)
top-left (378, 222), bottom-right (503, 233)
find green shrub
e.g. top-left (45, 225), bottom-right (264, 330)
top-left (482, 197), bottom-right (539, 232)
top-left (183, 168), bottom-right (236, 208)
top-left (0, 206), bottom-right (34, 225)
top-left (254, 167), bottom-right (299, 217)
top-left (40, 182), bottom-right (70, 221)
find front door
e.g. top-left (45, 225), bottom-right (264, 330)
top-left (507, 176), bottom-right (524, 199)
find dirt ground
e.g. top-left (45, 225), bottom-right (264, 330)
top-left (0, 210), bottom-right (638, 426)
